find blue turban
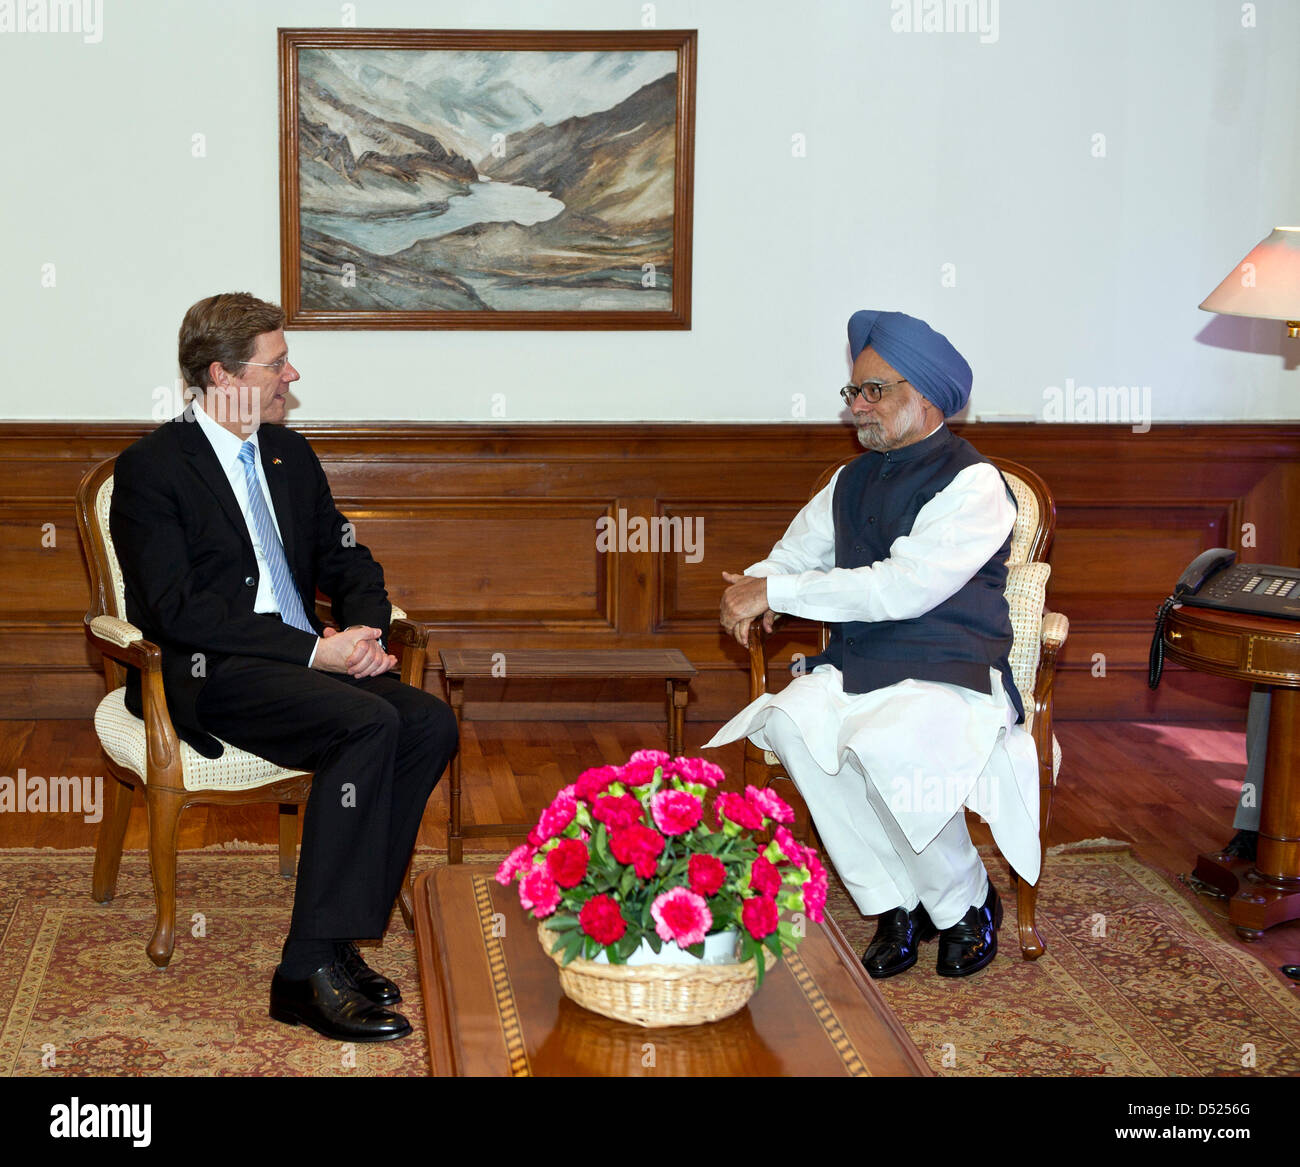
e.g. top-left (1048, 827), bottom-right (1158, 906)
top-left (847, 310), bottom-right (972, 418)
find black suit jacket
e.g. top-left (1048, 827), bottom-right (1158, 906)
top-left (109, 405), bottom-right (392, 758)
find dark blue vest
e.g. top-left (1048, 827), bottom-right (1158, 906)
top-left (802, 426), bottom-right (1025, 722)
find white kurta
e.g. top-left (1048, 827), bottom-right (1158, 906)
top-left (705, 444), bottom-right (1041, 925)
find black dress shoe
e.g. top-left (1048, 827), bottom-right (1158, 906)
top-left (338, 941), bottom-right (401, 1006)
top-left (861, 904), bottom-right (937, 979)
top-left (270, 961), bottom-right (411, 1042)
top-left (1222, 829), bottom-right (1258, 862)
top-left (936, 884), bottom-right (1002, 977)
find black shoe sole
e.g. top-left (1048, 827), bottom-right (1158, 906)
top-left (269, 1003), bottom-right (412, 1042)
top-left (936, 898), bottom-right (1003, 978)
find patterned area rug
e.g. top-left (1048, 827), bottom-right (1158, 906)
top-left (845, 843), bottom-right (1300, 1077)
top-left (1, 844), bottom-right (1297, 1076)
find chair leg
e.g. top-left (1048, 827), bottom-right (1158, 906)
top-left (1015, 758), bottom-right (1058, 961)
top-left (397, 854), bottom-right (415, 931)
top-left (91, 776), bottom-right (135, 903)
top-left (1014, 869), bottom-right (1046, 960)
top-left (277, 804), bottom-right (298, 877)
top-left (145, 786), bottom-right (185, 969)
top-left (742, 741), bottom-right (767, 791)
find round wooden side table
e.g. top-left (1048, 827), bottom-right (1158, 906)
top-left (1163, 603), bottom-right (1300, 940)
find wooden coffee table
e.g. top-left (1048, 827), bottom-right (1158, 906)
top-left (413, 864), bottom-right (933, 1077)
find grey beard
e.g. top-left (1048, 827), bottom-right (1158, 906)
top-left (854, 395), bottom-right (927, 451)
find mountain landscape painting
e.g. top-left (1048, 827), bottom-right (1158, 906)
top-left (279, 31), bottom-right (696, 328)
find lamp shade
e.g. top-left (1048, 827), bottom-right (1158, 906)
top-left (1199, 227), bottom-right (1300, 321)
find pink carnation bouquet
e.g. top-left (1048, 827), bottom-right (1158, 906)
top-left (496, 751), bottom-right (827, 982)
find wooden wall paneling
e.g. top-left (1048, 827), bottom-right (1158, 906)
top-left (0, 422), bottom-right (1295, 725)
top-left (655, 500), bottom-right (801, 629)
top-left (345, 499), bottom-right (617, 628)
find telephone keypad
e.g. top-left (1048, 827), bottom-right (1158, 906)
top-left (1184, 561), bottom-right (1300, 616)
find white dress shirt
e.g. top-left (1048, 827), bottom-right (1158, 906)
top-left (751, 458), bottom-right (1018, 625)
top-left (191, 399), bottom-right (318, 667)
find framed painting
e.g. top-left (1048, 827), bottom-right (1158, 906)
top-left (278, 27), bottom-right (696, 330)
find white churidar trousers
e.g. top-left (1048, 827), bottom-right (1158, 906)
top-left (704, 664), bottom-right (1041, 931)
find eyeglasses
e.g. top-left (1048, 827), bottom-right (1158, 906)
top-left (840, 378), bottom-right (907, 406)
top-left (241, 356), bottom-right (291, 373)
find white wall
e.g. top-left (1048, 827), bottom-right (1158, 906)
top-left (1, 0), bottom-right (1297, 422)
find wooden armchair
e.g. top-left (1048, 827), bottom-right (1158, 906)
top-left (744, 455), bottom-right (1067, 959)
top-left (75, 456), bottom-right (431, 968)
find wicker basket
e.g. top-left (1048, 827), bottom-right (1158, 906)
top-left (538, 924), bottom-right (778, 1028)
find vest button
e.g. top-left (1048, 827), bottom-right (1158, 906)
top-left (868, 516), bottom-right (876, 524)
top-left (244, 576), bottom-right (256, 587)
top-left (846, 637), bottom-right (856, 647)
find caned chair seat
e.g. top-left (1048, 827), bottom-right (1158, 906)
top-left (75, 456), bottom-right (430, 968)
top-left (745, 454), bottom-right (1067, 961)
top-left (94, 687), bottom-right (308, 792)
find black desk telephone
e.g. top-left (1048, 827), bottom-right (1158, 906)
top-left (1148, 549), bottom-right (1300, 688)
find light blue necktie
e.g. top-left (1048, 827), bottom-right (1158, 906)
top-left (237, 441), bottom-right (314, 635)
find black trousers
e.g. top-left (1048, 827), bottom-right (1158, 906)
top-left (194, 656), bottom-right (459, 941)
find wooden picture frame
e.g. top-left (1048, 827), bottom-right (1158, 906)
top-left (278, 27), bottom-right (696, 330)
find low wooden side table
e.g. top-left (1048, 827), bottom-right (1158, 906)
top-left (1163, 603), bottom-right (1300, 939)
top-left (413, 864), bottom-right (933, 1077)
top-left (438, 649), bottom-right (697, 863)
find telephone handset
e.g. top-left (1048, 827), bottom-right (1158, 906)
top-left (1149, 548), bottom-right (1300, 687)
top-left (1174, 547), bottom-right (1238, 599)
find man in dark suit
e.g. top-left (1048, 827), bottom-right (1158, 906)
top-left (110, 291), bottom-right (458, 1042)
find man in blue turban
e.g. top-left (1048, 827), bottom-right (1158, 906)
top-left (708, 310), bottom-right (1041, 980)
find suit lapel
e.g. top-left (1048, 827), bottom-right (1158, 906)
top-left (176, 405), bottom-right (252, 552)
top-left (258, 424), bottom-right (299, 580)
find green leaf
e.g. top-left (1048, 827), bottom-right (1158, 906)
top-left (615, 932), bottom-right (640, 961)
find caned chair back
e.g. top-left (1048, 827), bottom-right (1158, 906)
top-left (94, 475), bottom-right (126, 618)
top-left (75, 457), bottom-right (124, 622)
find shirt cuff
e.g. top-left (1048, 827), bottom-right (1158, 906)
top-left (763, 574), bottom-right (798, 614)
top-left (307, 638), bottom-right (319, 668)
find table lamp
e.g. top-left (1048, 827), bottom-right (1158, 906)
top-left (1199, 226), bottom-right (1300, 338)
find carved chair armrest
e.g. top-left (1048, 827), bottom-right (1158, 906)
top-left (388, 616), bottom-right (427, 652)
top-left (747, 622), bottom-right (773, 701)
top-left (1041, 610), bottom-right (1069, 650)
top-left (1031, 611), bottom-right (1066, 788)
top-left (389, 611), bottom-right (429, 687)
top-left (312, 598), bottom-right (419, 642)
top-left (89, 614), bottom-right (143, 649)
top-left (84, 616), bottom-right (183, 783)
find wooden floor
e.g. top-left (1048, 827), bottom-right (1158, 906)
top-left (2, 717), bottom-right (1297, 970)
